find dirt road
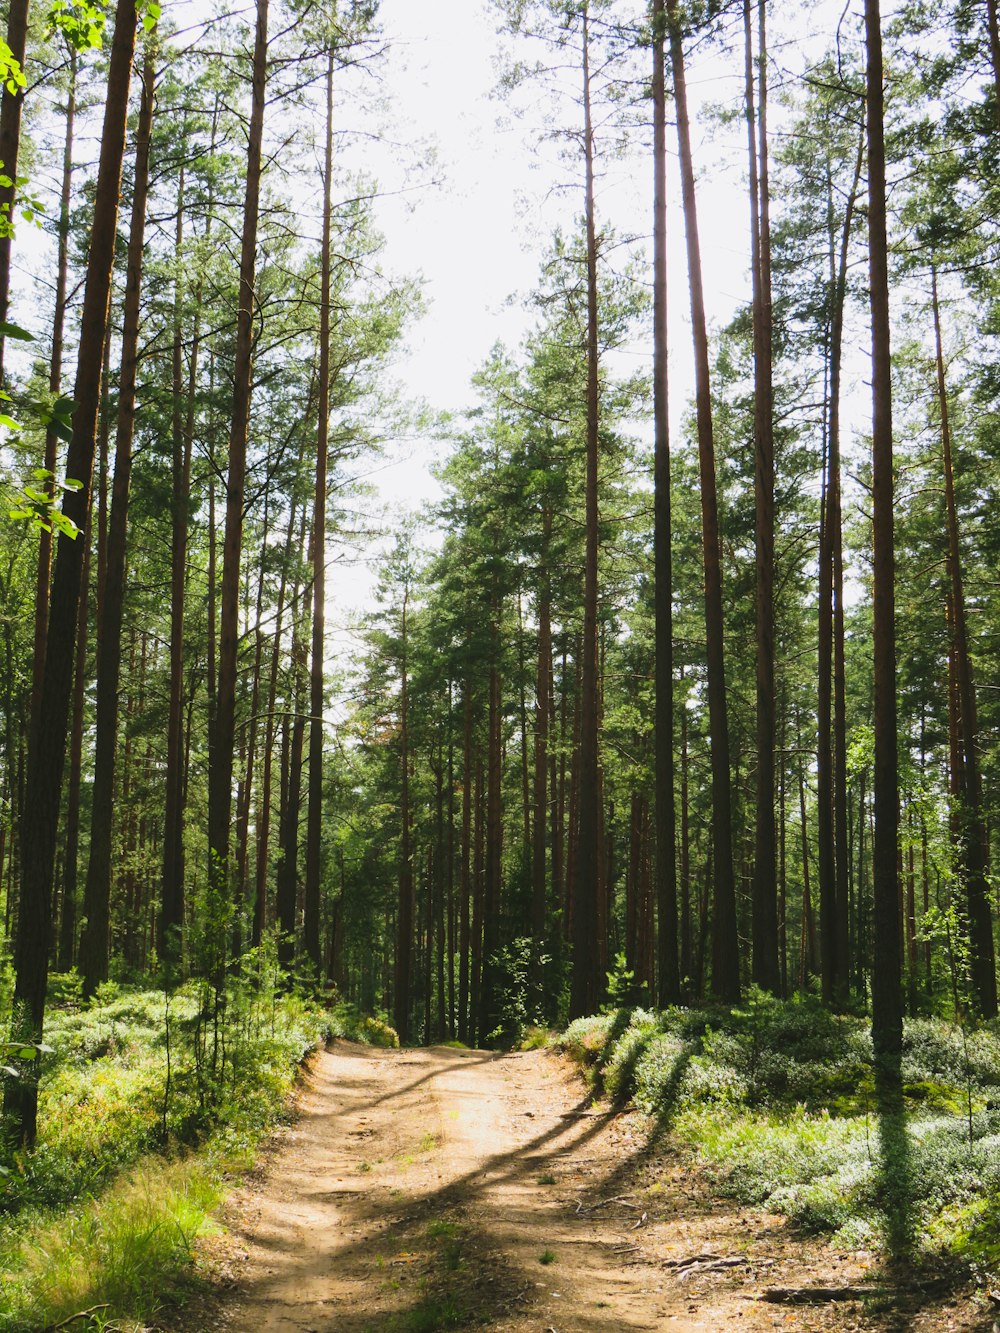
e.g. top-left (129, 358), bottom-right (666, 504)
top-left (188, 1042), bottom-right (987, 1333)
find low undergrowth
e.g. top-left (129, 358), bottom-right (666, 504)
top-left (560, 993), bottom-right (1000, 1275)
top-left (0, 968), bottom-right (397, 1332)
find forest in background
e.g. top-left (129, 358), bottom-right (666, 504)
top-left (0, 0), bottom-right (998, 1312)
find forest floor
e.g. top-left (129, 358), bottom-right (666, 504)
top-left (174, 1041), bottom-right (994, 1333)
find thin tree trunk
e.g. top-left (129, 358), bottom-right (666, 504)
top-left (866, 0), bottom-right (903, 1080)
top-left (458, 680), bottom-right (472, 1043)
top-left (253, 486), bottom-right (301, 946)
top-left (276, 562), bottom-right (310, 969)
top-left (78, 48), bottom-right (155, 997)
top-left (305, 48), bottom-right (335, 977)
top-left (818, 117), bottom-right (864, 1005)
top-left (162, 151), bottom-right (200, 963)
top-left (30, 49), bottom-right (76, 737)
top-left (570, 0), bottom-right (604, 1019)
top-left (208, 0), bottom-right (268, 905)
top-left (58, 503), bottom-right (90, 972)
top-left (744, 0), bottom-right (779, 994)
top-left (480, 657), bottom-right (502, 1040)
top-left (470, 749), bottom-right (484, 1044)
top-left (799, 754), bottom-right (818, 986)
top-left (667, 0), bottom-right (739, 1000)
top-left (652, 0), bottom-right (679, 1005)
top-left (531, 510), bottom-right (551, 1006)
top-left (234, 497), bottom-right (268, 948)
top-left (0, 0), bottom-right (29, 385)
top-left (394, 589), bottom-right (413, 1042)
top-left (932, 268), bottom-right (997, 1016)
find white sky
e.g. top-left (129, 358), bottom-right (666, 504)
top-left (7, 0), bottom-right (878, 669)
top-left (331, 0), bottom-right (856, 641)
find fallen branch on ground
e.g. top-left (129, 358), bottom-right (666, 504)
top-left (575, 1193), bottom-right (636, 1214)
top-left (47, 1307), bottom-right (113, 1331)
top-left (663, 1253), bottom-right (748, 1275)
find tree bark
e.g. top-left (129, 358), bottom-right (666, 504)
top-left (652, 0), bottom-right (679, 1005)
top-left (254, 486), bottom-right (302, 946)
top-left (7, 0), bottom-right (138, 1146)
top-left (208, 0), bottom-right (268, 906)
top-left (275, 575), bottom-right (309, 971)
top-left (745, 0), bottom-right (779, 994)
top-left (78, 48), bottom-right (155, 997)
top-left (667, 0), bottom-right (740, 1000)
top-left (458, 680), bottom-right (472, 1043)
top-left (30, 49), bottom-right (76, 739)
top-left (866, 0), bottom-right (903, 1079)
top-left (531, 509), bottom-right (552, 1008)
top-left (570, 0), bottom-right (604, 1019)
top-left (58, 502), bottom-right (90, 972)
top-left (393, 588), bottom-right (413, 1042)
top-left (0, 0), bottom-right (29, 385)
top-left (932, 268), bottom-right (997, 1017)
top-left (305, 49), bottom-right (335, 977)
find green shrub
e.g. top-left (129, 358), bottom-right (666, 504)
top-left (0, 968), bottom-right (396, 1329)
top-left (558, 999), bottom-right (1000, 1267)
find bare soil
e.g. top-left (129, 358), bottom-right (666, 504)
top-left (174, 1042), bottom-right (993, 1333)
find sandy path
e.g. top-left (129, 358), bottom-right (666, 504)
top-left (186, 1042), bottom-right (988, 1333)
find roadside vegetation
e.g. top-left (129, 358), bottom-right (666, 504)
top-left (0, 953), bottom-right (397, 1332)
top-left (560, 994), bottom-right (1000, 1282)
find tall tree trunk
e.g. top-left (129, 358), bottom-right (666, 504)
top-left (652, 0), bottom-right (679, 1005)
top-left (7, 0), bottom-right (138, 1146)
top-left (830, 123), bottom-right (864, 1008)
top-left (470, 749), bottom-right (484, 1044)
top-left (78, 49), bottom-right (155, 997)
top-left (932, 268), bottom-right (997, 1017)
top-left (817, 118), bottom-right (864, 1007)
top-left (254, 488), bottom-right (301, 945)
top-left (531, 510), bottom-right (551, 1007)
top-left (435, 747), bottom-right (446, 1039)
top-left (799, 753), bottom-right (818, 986)
top-left (394, 590), bottom-right (413, 1042)
top-left (58, 504), bottom-right (90, 972)
top-left (570, 1), bottom-right (603, 1019)
top-left (305, 49), bottom-right (335, 977)
top-left (275, 575), bottom-right (309, 970)
top-left (234, 495), bottom-right (268, 947)
top-left (744, 0), bottom-right (779, 993)
top-left (162, 155), bottom-right (200, 963)
top-left (480, 655), bottom-right (502, 1039)
top-left (458, 680), bottom-right (472, 1044)
top-left (447, 686), bottom-right (457, 1036)
top-left (680, 685), bottom-right (692, 993)
top-left (30, 49), bottom-right (76, 737)
top-left (0, 0), bottom-right (29, 385)
top-left (866, 0), bottom-right (903, 1080)
top-left (208, 0), bottom-right (268, 909)
top-left (667, 0), bottom-right (739, 1000)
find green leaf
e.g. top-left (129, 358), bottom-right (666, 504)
top-left (53, 396), bottom-right (75, 416)
top-left (49, 418), bottom-right (73, 443)
top-left (0, 320), bottom-right (33, 341)
top-left (0, 412), bottom-right (21, 430)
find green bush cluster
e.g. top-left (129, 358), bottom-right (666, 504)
top-left (559, 994), bottom-right (1000, 1263)
top-left (0, 968), bottom-right (391, 1331)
